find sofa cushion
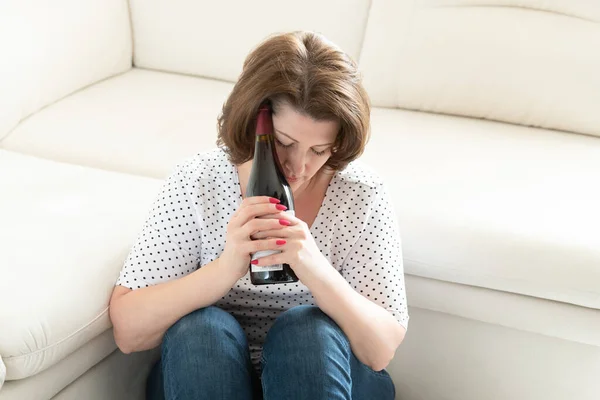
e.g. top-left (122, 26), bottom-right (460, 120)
top-left (1, 68), bottom-right (233, 178)
top-left (1, 345), bottom-right (159, 400)
top-left (0, 0), bottom-right (132, 141)
top-left (0, 330), bottom-right (116, 399)
top-left (363, 107), bottom-right (600, 310)
top-left (0, 150), bottom-right (162, 380)
top-left (128, 0), bottom-right (370, 82)
top-left (359, 0), bottom-right (600, 137)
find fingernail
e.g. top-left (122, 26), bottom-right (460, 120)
top-left (276, 240), bottom-right (286, 245)
top-left (251, 260), bottom-right (259, 265)
top-left (269, 198), bottom-right (281, 204)
top-left (279, 219), bottom-right (290, 226)
top-left (276, 204), bottom-right (287, 211)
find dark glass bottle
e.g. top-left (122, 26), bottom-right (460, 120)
top-left (246, 105), bottom-right (298, 285)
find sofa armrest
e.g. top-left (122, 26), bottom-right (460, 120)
top-left (0, 354), bottom-right (5, 390)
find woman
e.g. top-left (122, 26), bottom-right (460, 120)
top-left (109, 31), bottom-right (409, 400)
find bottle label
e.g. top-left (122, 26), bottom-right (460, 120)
top-left (250, 210), bottom-right (294, 272)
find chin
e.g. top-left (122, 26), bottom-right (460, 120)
top-left (289, 181), bottom-right (305, 193)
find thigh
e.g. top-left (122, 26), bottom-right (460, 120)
top-left (154, 306), bottom-right (258, 400)
top-left (261, 305), bottom-right (395, 400)
top-left (261, 305), bottom-right (353, 400)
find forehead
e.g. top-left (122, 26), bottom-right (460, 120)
top-left (272, 104), bottom-right (339, 143)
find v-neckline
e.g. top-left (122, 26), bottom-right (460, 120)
top-left (231, 161), bottom-right (336, 233)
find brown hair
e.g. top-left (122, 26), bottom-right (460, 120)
top-left (216, 31), bottom-right (370, 172)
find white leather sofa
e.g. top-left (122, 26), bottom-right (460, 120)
top-left (1, 1), bottom-right (599, 399)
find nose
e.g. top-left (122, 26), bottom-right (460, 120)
top-left (285, 152), bottom-right (306, 177)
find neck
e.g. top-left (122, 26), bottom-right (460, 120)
top-left (292, 175), bottom-right (319, 201)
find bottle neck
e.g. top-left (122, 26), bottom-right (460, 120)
top-left (254, 134), bottom-right (277, 165)
top-left (254, 106), bottom-right (278, 167)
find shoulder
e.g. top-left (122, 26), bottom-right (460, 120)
top-left (170, 147), bottom-right (233, 183)
top-left (324, 160), bottom-right (389, 213)
top-left (335, 159), bottom-right (384, 190)
top-left (331, 159), bottom-right (400, 214)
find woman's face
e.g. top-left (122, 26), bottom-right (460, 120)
top-left (271, 102), bottom-right (339, 191)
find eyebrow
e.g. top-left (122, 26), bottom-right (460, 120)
top-left (275, 130), bottom-right (335, 147)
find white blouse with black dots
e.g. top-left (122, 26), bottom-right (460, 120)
top-left (116, 147), bottom-right (409, 367)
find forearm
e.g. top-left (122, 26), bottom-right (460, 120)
top-left (110, 257), bottom-right (240, 353)
top-left (301, 262), bottom-right (406, 371)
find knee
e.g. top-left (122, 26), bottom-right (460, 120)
top-left (272, 305), bottom-right (342, 333)
top-left (164, 306), bottom-right (247, 350)
top-left (264, 305), bottom-right (350, 356)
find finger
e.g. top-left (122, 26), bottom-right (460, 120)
top-left (255, 212), bottom-right (286, 220)
top-left (251, 228), bottom-right (292, 240)
top-left (251, 252), bottom-right (285, 267)
top-left (241, 196), bottom-right (281, 206)
top-left (232, 196), bottom-right (277, 220)
top-left (246, 238), bottom-right (287, 255)
top-left (244, 217), bottom-right (290, 238)
top-left (235, 200), bottom-right (287, 227)
top-left (274, 211), bottom-right (301, 226)
top-left (244, 203), bottom-right (288, 222)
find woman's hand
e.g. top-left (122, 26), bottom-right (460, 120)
top-left (250, 212), bottom-right (328, 280)
top-left (219, 196), bottom-right (290, 280)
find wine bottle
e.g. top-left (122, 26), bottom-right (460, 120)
top-left (246, 104), bottom-right (299, 285)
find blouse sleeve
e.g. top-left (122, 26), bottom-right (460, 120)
top-left (341, 181), bottom-right (409, 329)
top-left (115, 160), bottom-right (204, 290)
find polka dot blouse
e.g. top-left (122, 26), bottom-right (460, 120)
top-left (116, 147), bottom-right (409, 367)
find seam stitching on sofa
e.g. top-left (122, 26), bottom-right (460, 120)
top-left (4, 308), bottom-right (110, 361)
top-left (406, 304), bottom-right (599, 347)
top-left (356, 0), bottom-right (374, 64)
top-left (404, 257), bottom-right (600, 297)
top-left (437, 4), bottom-right (598, 23)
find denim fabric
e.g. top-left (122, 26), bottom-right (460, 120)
top-left (146, 305), bottom-right (395, 400)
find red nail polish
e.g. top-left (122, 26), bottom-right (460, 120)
top-left (279, 219), bottom-right (290, 226)
top-left (251, 260), bottom-right (259, 265)
top-left (276, 240), bottom-right (286, 245)
top-left (269, 198), bottom-right (281, 204)
top-left (276, 204), bottom-right (287, 211)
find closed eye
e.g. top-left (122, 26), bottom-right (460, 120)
top-left (275, 138), bottom-right (327, 156)
top-left (275, 138), bottom-right (293, 149)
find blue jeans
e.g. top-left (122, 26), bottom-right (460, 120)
top-left (146, 305), bottom-right (395, 400)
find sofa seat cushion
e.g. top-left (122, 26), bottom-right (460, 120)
top-left (0, 150), bottom-right (162, 380)
top-left (1, 68), bottom-right (234, 179)
top-left (0, 330), bottom-right (116, 399)
top-left (363, 107), bottom-right (600, 310)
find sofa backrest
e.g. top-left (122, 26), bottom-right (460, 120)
top-left (2, 0), bottom-right (598, 142)
top-left (129, 0), bottom-right (600, 138)
top-left (0, 0), bottom-right (132, 141)
top-left (359, 0), bottom-right (600, 137)
top-left (128, 0), bottom-right (371, 83)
